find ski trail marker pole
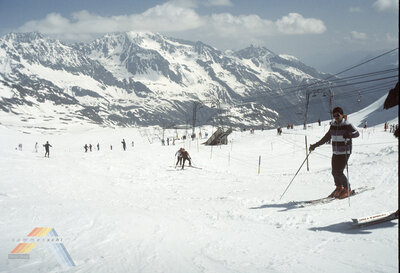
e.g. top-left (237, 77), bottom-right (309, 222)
top-left (280, 152), bottom-right (312, 200)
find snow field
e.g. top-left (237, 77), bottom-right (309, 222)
top-left (0, 119), bottom-right (398, 273)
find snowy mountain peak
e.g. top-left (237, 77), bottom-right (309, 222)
top-left (279, 54), bottom-right (300, 62)
top-left (2, 32), bottom-right (45, 43)
top-left (1, 31), bottom-right (393, 129)
top-left (235, 45), bottom-right (276, 59)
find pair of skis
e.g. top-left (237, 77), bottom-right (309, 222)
top-left (293, 186), bottom-right (398, 227)
top-left (294, 186), bottom-right (373, 207)
top-left (170, 165), bottom-right (203, 170)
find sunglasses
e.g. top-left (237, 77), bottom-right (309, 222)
top-left (333, 113), bottom-right (342, 118)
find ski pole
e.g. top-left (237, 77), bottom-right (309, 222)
top-left (280, 151), bottom-right (312, 200)
top-left (345, 139), bottom-right (350, 207)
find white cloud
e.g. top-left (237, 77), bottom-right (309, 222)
top-left (373, 0), bottom-right (399, 12)
top-left (349, 7), bottom-right (362, 13)
top-left (204, 0), bottom-right (233, 6)
top-left (16, 0), bottom-right (326, 47)
top-left (18, 2), bottom-right (205, 35)
top-left (350, 31), bottom-right (368, 40)
top-left (276, 13), bottom-right (326, 34)
top-left (207, 13), bottom-right (275, 36)
top-left (19, 13), bottom-right (71, 34)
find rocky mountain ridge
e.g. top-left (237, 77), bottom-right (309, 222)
top-left (0, 31), bottom-right (387, 130)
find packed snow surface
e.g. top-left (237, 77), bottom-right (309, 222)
top-left (0, 115), bottom-right (398, 272)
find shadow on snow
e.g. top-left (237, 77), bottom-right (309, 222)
top-left (309, 221), bottom-right (398, 234)
top-left (249, 201), bottom-right (301, 212)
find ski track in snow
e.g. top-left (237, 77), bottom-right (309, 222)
top-left (0, 119), bottom-right (398, 273)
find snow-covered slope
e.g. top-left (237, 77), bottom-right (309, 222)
top-left (349, 94), bottom-right (398, 127)
top-left (0, 98), bottom-right (397, 272)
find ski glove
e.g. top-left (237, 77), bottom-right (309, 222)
top-left (309, 144), bottom-right (317, 151)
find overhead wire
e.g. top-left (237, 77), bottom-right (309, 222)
top-left (233, 78), bottom-right (397, 116)
top-left (227, 47), bottom-right (398, 107)
top-left (237, 70), bottom-right (398, 105)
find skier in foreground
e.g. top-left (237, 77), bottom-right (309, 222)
top-left (309, 107), bottom-right (359, 199)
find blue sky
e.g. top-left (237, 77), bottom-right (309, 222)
top-left (0, 0), bottom-right (398, 70)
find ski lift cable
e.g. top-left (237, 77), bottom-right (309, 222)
top-left (301, 48), bottom-right (399, 89)
top-left (236, 73), bottom-right (398, 107)
top-left (240, 69), bottom-right (397, 104)
top-left (237, 69), bottom-right (398, 105)
top-left (326, 48), bottom-right (399, 79)
top-left (235, 68), bottom-right (397, 106)
top-left (268, 79), bottom-right (397, 114)
top-left (273, 48), bottom-right (399, 95)
top-left (236, 47), bottom-right (398, 105)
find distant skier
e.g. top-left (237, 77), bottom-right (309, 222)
top-left (121, 139), bottom-right (126, 151)
top-left (35, 142), bottom-right (38, 153)
top-left (181, 149), bottom-right (192, 170)
top-left (175, 148), bottom-right (184, 167)
top-left (43, 141), bottom-right (52, 158)
top-left (97, 143), bottom-right (100, 151)
top-left (309, 107), bottom-right (359, 199)
top-left (84, 144), bottom-right (88, 152)
top-left (131, 141), bottom-right (134, 147)
top-left (89, 144), bottom-right (92, 152)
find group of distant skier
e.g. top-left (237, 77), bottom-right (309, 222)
top-left (16, 82), bottom-right (398, 211)
top-left (384, 122), bottom-right (399, 136)
top-left (83, 139), bottom-right (135, 152)
top-left (31, 141), bottom-right (52, 157)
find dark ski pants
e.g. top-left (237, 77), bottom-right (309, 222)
top-left (331, 154), bottom-right (350, 188)
top-left (176, 156), bottom-right (182, 166)
top-left (182, 158), bottom-right (191, 169)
